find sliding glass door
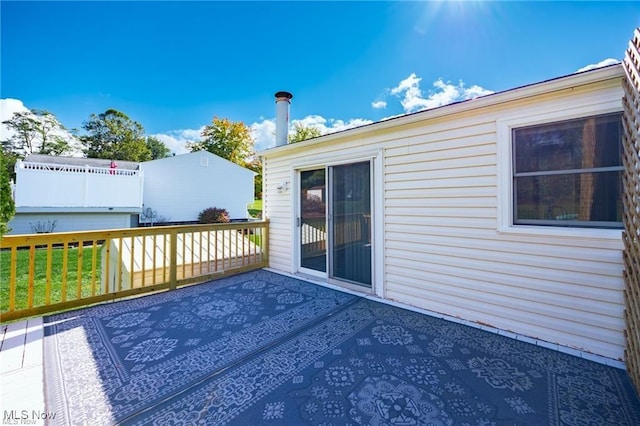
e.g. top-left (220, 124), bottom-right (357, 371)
top-left (330, 162), bottom-right (371, 286)
top-left (300, 169), bottom-right (327, 272)
top-left (299, 161), bottom-right (372, 288)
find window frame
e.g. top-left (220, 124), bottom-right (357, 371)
top-left (511, 112), bottom-right (624, 229)
top-left (496, 94), bottom-right (623, 239)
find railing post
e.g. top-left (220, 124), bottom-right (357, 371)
top-left (169, 228), bottom-right (178, 290)
top-left (263, 220), bottom-right (269, 265)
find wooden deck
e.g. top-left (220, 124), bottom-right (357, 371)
top-left (0, 270), bottom-right (632, 424)
top-left (1, 318), bottom-right (46, 425)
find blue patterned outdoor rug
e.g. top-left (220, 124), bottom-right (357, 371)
top-left (44, 270), bottom-right (640, 425)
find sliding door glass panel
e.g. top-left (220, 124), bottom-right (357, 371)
top-left (331, 161), bottom-right (371, 287)
top-left (300, 169), bottom-right (326, 272)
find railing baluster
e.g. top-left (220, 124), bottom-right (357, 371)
top-left (205, 231), bottom-right (210, 274)
top-left (104, 238), bottom-right (111, 294)
top-left (214, 229), bottom-right (219, 272)
top-left (199, 231), bottom-right (203, 276)
top-left (28, 245), bottom-right (35, 308)
top-left (91, 241), bottom-right (98, 296)
top-left (241, 226), bottom-right (245, 267)
top-left (141, 234), bottom-right (146, 288)
top-left (248, 226), bottom-right (252, 264)
top-left (129, 236), bottom-right (135, 290)
top-left (117, 237), bottom-right (122, 292)
top-left (46, 244), bottom-right (53, 304)
top-left (254, 226), bottom-right (258, 263)
top-left (182, 231), bottom-right (186, 279)
top-left (228, 229), bottom-right (232, 269)
top-left (190, 232), bottom-right (195, 278)
top-left (152, 233), bottom-right (157, 285)
top-left (61, 242), bottom-right (68, 302)
top-left (76, 241), bottom-right (83, 299)
top-left (235, 228), bottom-right (239, 268)
top-left (162, 233), bottom-right (167, 282)
top-left (8, 248), bottom-right (17, 311)
top-left (223, 229), bottom-right (227, 269)
top-left (170, 229), bottom-right (178, 290)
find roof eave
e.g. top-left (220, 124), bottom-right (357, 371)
top-left (259, 64), bottom-right (624, 157)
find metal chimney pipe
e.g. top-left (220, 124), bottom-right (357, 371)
top-left (274, 91), bottom-right (293, 147)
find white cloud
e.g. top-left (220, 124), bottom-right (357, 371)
top-left (0, 98), bottom-right (83, 156)
top-left (250, 119), bottom-right (277, 152)
top-left (371, 100), bottom-right (387, 109)
top-left (576, 58), bottom-right (620, 73)
top-left (316, 117), bottom-right (374, 134)
top-left (379, 113), bottom-right (405, 121)
top-left (389, 73), bottom-right (494, 114)
top-left (390, 73), bottom-right (422, 96)
top-left (290, 115), bottom-right (373, 139)
top-left (251, 114), bottom-right (374, 150)
top-left (150, 127), bottom-right (204, 156)
top-left (1, 99), bottom-right (31, 146)
top-left (0, 98), bottom-right (30, 122)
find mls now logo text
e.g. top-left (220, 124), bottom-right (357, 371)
top-left (3, 410), bottom-right (56, 425)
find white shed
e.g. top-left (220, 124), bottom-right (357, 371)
top-left (139, 151), bottom-right (255, 223)
top-left (260, 65), bottom-right (627, 361)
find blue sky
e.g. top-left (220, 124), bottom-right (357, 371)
top-left (1, 1), bottom-right (639, 153)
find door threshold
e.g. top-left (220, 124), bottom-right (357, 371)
top-left (265, 268), bottom-right (373, 297)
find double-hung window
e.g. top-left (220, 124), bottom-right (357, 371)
top-left (512, 112), bottom-right (623, 229)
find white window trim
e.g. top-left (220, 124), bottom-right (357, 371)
top-left (496, 94), bottom-right (624, 240)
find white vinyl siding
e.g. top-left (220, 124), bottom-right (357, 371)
top-left (263, 156), bottom-right (297, 273)
top-left (261, 66), bottom-right (626, 360)
top-left (8, 212), bottom-right (132, 235)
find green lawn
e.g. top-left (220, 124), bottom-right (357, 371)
top-left (248, 199), bottom-right (263, 219)
top-left (0, 246), bottom-right (103, 312)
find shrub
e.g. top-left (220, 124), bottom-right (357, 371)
top-left (198, 207), bottom-right (230, 224)
top-left (0, 153), bottom-right (16, 239)
top-left (30, 220), bottom-right (58, 233)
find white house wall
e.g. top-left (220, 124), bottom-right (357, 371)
top-left (262, 68), bottom-right (627, 360)
top-left (140, 152), bottom-right (254, 222)
top-left (8, 212), bottom-right (132, 234)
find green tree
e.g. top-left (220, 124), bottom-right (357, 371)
top-left (2, 109), bottom-right (72, 156)
top-left (0, 147), bottom-right (20, 181)
top-left (189, 117), bottom-right (254, 166)
top-left (0, 152), bottom-right (16, 238)
top-left (81, 109), bottom-right (152, 161)
top-left (146, 136), bottom-right (171, 159)
top-left (246, 157), bottom-right (263, 199)
top-left (289, 123), bottom-right (321, 143)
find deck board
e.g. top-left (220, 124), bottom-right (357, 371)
top-left (1, 320), bottom-right (27, 372)
top-left (0, 318), bottom-right (46, 425)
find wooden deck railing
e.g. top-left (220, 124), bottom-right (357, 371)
top-left (0, 221), bottom-right (269, 322)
